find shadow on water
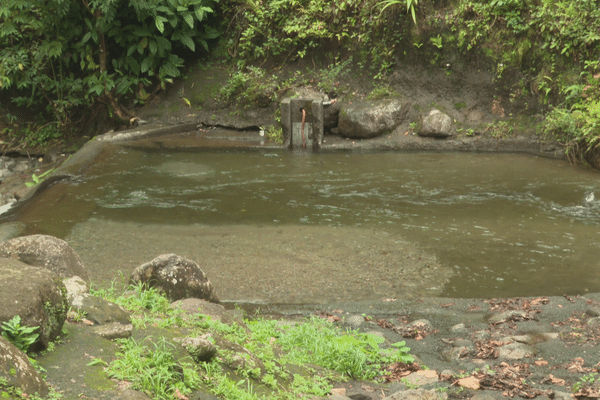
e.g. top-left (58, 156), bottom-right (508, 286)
top-left (3, 142), bottom-right (600, 303)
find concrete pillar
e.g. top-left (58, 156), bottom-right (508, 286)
top-left (281, 98), bottom-right (323, 151)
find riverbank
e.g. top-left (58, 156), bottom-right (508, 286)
top-left (36, 289), bottom-right (600, 400)
top-left (1, 110), bottom-right (598, 400)
top-left (0, 114), bottom-right (567, 216)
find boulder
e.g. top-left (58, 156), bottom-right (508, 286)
top-left (175, 335), bottom-right (217, 362)
top-left (0, 234), bottom-right (90, 283)
top-left (0, 336), bottom-right (48, 397)
top-left (92, 322), bottom-right (133, 340)
top-left (63, 275), bottom-right (89, 304)
top-left (323, 101), bottom-right (341, 131)
top-left (338, 99), bottom-right (407, 139)
top-left (0, 258), bottom-right (68, 350)
top-left (171, 298), bottom-right (242, 323)
top-left (418, 109), bottom-right (453, 138)
top-left (69, 293), bottom-right (131, 326)
top-left (130, 254), bottom-right (220, 303)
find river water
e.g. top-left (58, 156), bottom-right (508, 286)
top-left (4, 142), bottom-right (600, 303)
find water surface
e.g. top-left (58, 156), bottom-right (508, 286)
top-left (5, 144), bottom-right (600, 302)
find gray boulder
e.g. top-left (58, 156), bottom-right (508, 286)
top-left (63, 275), bottom-right (89, 304)
top-left (0, 336), bottom-right (48, 397)
top-left (418, 109), bottom-right (453, 138)
top-left (69, 293), bottom-right (131, 326)
top-left (0, 234), bottom-right (90, 283)
top-left (171, 298), bottom-right (242, 323)
top-left (323, 101), bottom-right (341, 131)
top-left (92, 322), bottom-right (133, 340)
top-left (0, 258), bottom-right (67, 350)
top-left (175, 335), bottom-right (217, 362)
top-left (130, 254), bottom-right (220, 303)
top-left (338, 99), bottom-right (407, 139)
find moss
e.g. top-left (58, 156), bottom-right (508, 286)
top-left (83, 368), bottom-right (114, 391)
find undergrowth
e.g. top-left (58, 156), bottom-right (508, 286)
top-left (91, 282), bottom-right (414, 400)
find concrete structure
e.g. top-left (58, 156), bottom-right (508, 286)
top-left (281, 98), bottom-right (324, 151)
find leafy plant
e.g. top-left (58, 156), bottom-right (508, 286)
top-left (0, 0), bottom-right (219, 138)
top-left (573, 372), bottom-right (598, 393)
top-left (219, 66), bottom-right (277, 106)
top-left (1, 315), bottom-right (39, 353)
top-left (91, 283), bottom-right (417, 400)
top-left (367, 83), bottom-right (397, 100)
top-left (25, 168), bottom-right (55, 188)
top-left (265, 126), bottom-right (283, 143)
top-left (377, 0), bottom-right (419, 25)
top-left (267, 316), bottom-right (413, 380)
top-left (106, 337), bottom-right (201, 400)
top-left (430, 35), bottom-right (443, 49)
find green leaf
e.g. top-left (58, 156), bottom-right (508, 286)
top-left (194, 6), bottom-right (213, 21)
top-left (155, 16), bottom-right (167, 34)
top-left (140, 56), bottom-right (153, 73)
top-left (168, 15), bottom-right (178, 28)
top-left (179, 35), bottom-right (195, 51)
top-left (199, 39), bottom-right (208, 51)
top-left (156, 6), bottom-right (174, 15)
top-left (148, 39), bottom-right (158, 55)
top-left (183, 13), bottom-right (194, 29)
top-left (156, 36), bottom-right (172, 56)
top-left (115, 78), bottom-right (132, 95)
top-left (82, 32), bottom-right (92, 44)
top-left (126, 56), bottom-right (140, 74)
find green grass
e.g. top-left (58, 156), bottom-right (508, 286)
top-left (106, 337), bottom-right (201, 400)
top-left (90, 284), bottom-right (415, 400)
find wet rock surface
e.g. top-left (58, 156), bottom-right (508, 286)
top-left (0, 259), bottom-right (68, 350)
top-left (0, 234), bottom-right (90, 282)
top-left (0, 336), bottom-right (48, 397)
top-left (338, 99), bottom-right (408, 139)
top-left (130, 253), bottom-right (220, 304)
top-left (419, 109), bottom-right (454, 138)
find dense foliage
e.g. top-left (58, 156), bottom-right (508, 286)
top-left (219, 0), bottom-right (600, 161)
top-left (445, 0), bottom-right (600, 159)
top-left (2, 0), bottom-right (600, 160)
top-left (0, 0), bottom-right (218, 141)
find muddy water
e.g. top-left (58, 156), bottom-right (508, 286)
top-left (4, 143), bottom-right (600, 303)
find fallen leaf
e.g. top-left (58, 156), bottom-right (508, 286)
top-left (457, 376), bottom-right (480, 390)
top-left (361, 384), bottom-right (376, 392)
top-left (330, 388), bottom-right (346, 396)
top-left (534, 360), bottom-right (548, 366)
top-left (174, 388), bottom-right (188, 400)
top-left (541, 374), bottom-right (566, 385)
